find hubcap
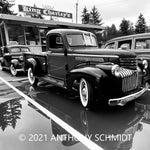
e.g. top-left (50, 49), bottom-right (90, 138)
top-left (80, 79), bottom-right (88, 107)
top-left (28, 68), bottom-right (35, 84)
top-left (81, 85), bottom-right (88, 101)
top-left (10, 65), bottom-right (17, 76)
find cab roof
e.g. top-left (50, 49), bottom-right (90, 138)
top-left (46, 29), bottom-right (95, 36)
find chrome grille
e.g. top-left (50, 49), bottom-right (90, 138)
top-left (118, 68), bottom-right (138, 92)
top-left (120, 58), bottom-right (137, 70)
top-left (122, 72), bottom-right (138, 92)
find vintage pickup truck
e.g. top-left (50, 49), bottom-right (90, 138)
top-left (24, 29), bottom-right (149, 108)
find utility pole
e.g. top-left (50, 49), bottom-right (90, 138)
top-left (76, 0), bottom-right (79, 24)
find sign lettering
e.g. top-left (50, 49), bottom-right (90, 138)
top-left (18, 5), bottom-right (72, 19)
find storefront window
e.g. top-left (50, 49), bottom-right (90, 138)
top-left (8, 24), bottom-right (25, 45)
top-left (39, 28), bottom-right (49, 51)
top-left (25, 27), bottom-right (40, 45)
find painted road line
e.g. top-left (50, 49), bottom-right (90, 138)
top-left (0, 77), bottom-right (28, 84)
top-left (8, 77), bottom-right (28, 82)
top-left (0, 76), bottom-right (103, 150)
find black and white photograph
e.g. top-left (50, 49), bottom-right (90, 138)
top-left (0, 0), bottom-right (150, 150)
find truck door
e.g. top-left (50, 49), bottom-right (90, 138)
top-left (47, 34), bottom-right (67, 79)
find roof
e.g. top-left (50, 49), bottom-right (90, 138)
top-left (0, 14), bottom-right (105, 31)
top-left (107, 33), bottom-right (150, 43)
top-left (46, 28), bottom-right (95, 36)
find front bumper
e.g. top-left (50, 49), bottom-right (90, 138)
top-left (108, 83), bottom-right (149, 106)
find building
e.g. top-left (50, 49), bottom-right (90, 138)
top-left (0, 14), bottom-right (104, 52)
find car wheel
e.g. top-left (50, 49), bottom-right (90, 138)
top-left (79, 78), bottom-right (94, 108)
top-left (28, 68), bottom-right (38, 86)
top-left (10, 64), bottom-right (17, 76)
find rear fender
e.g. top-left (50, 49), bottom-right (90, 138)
top-left (26, 58), bottom-right (37, 72)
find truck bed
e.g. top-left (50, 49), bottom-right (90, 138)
top-left (24, 52), bottom-right (47, 75)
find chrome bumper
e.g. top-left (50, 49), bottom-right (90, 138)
top-left (15, 68), bottom-right (24, 72)
top-left (108, 83), bottom-right (149, 106)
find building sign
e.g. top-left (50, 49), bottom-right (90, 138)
top-left (18, 5), bottom-right (72, 19)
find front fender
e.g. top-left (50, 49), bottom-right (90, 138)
top-left (11, 59), bottom-right (19, 67)
top-left (67, 66), bottom-right (108, 89)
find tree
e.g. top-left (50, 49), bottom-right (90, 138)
top-left (119, 18), bottom-right (130, 36)
top-left (81, 6), bottom-right (90, 24)
top-left (135, 13), bottom-right (147, 33)
top-left (128, 21), bottom-right (135, 34)
top-left (90, 6), bottom-right (103, 25)
top-left (101, 24), bottom-right (119, 42)
top-left (0, 0), bottom-right (16, 15)
top-left (109, 24), bottom-right (118, 38)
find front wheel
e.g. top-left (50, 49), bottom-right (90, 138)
top-left (79, 78), bottom-right (95, 108)
top-left (10, 64), bottom-right (17, 76)
top-left (28, 68), bottom-right (39, 86)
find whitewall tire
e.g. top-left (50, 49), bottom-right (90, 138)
top-left (10, 64), bottom-right (17, 76)
top-left (79, 78), bottom-right (94, 108)
top-left (28, 68), bottom-right (38, 86)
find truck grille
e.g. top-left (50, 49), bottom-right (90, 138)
top-left (120, 58), bottom-right (137, 70)
top-left (122, 71), bottom-right (138, 92)
top-left (118, 68), bottom-right (139, 92)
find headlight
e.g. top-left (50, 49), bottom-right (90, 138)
top-left (19, 56), bottom-right (23, 61)
top-left (111, 65), bottom-right (121, 77)
top-left (142, 60), bottom-right (148, 69)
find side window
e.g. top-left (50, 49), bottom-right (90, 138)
top-left (135, 39), bottom-right (150, 49)
top-left (105, 42), bottom-right (115, 49)
top-left (118, 40), bottom-right (132, 50)
top-left (49, 34), bottom-right (63, 49)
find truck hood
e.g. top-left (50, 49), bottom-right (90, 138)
top-left (72, 48), bottom-right (136, 58)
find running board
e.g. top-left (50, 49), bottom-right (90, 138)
top-left (40, 76), bottom-right (66, 89)
top-left (2, 66), bottom-right (9, 70)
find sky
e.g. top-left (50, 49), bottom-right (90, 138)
top-left (11, 0), bottom-right (150, 29)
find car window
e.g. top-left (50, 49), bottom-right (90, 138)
top-left (105, 42), bottom-right (115, 49)
top-left (84, 34), bottom-right (97, 46)
top-left (66, 34), bottom-right (97, 47)
top-left (10, 47), bottom-right (20, 53)
top-left (66, 34), bottom-right (85, 46)
top-left (21, 47), bottom-right (30, 52)
top-left (135, 39), bottom-right (150, 49)
top-left (49, 34), bottom-right (64, 49)
top-left (118, 40), bottom-right (132, 50)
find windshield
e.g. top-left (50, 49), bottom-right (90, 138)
top-left (66, 33), bottom-right (97, 47)
top-left (10, 48), bottom-right (20, 53)
top-left (21, 47), bottom-right (30, 52)
top-left (10, 47), bottom-right (29, 53)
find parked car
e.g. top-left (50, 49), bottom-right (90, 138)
top-left (24, 29), bottom-right (149, 108)
top-left (0, 45), bottom-right (30, 76)
top-left (104, 33), bottom-right (150, 82)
